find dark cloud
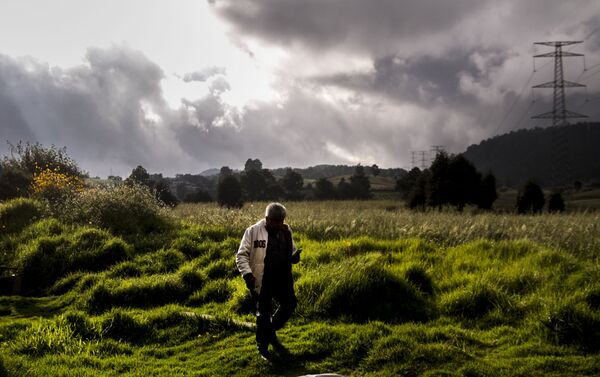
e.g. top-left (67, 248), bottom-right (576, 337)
top-left (210, 0), bottom-right (491, 56)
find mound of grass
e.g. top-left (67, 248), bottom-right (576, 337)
top-left (441, 281), bottom-right (512, 321)
top-left (15, 227), bottom-right (130, 294)
top-left (542, 301), bottom-right (600, 352)
top-left (101, 309), bottom-right (151, 343)
top-left (8, 319), bottom-right (89, 357)
top-left (0, 198), bottom-right (47, 234)
top-left (298, 256), bottom-right (435, 323)
top-left (86, 270), bottom-right (205, 313)
top-left (189, 279), bottom-right (233, 305)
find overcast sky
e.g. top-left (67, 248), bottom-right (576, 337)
top-left (1, 0), bottom-right (599, 177)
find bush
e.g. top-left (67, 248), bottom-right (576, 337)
top-left (64, 183), bottom-right (172, 235)
top-left (0, 198), bottom-right (46, 234)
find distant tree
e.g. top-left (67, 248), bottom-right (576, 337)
top-left (244, 158), bottom-right (263, 172)
top-left (337, 178), bottom-right (352, 200)
top-left (516, 181), bottom-right (545, 214)
top-left (241, 169), bottom-right (265, 201)
top-left (281, 168), bottom-right (304, 200)
top-left (125, 165), bottom-right (150, 186)
top-left (548, 192), bottom-right (566, 213)
top-left (219, 166), bottom-right (233, 177)
top-left (154, 180), bottom-right (178, 206)
top-left (396, 167), bottom-right (421, 199)
top-left (314, 178), bottom-right (336, 200)
top-left (446, 155), bottom-right (481, 212)
top-left (407, 172), bottom-right (429, 211)
top-left (428, 152), bottom-right (450, 209)
top-left (349, 165), bottom-right (371, 199)
top-left (218, 175), bottom-right (243, 208)
top-left (107, 175), bottom-right (122, 182)
top-left (371, 164), bottom-right (380, 177)
top-left (573, 180), bottom-right (582, 192)
top-left (477, 173), bottom-right (498, 210)
top-left (184, 188), bottom-right (212, 203)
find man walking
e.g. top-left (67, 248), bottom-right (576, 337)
top-left (236, 202), bottom-right (301, 359)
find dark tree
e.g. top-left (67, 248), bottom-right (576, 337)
top-left (446, 155), bottom-right (481, 212)
top-left (337, 178), bottom-right (352, 200)
top-left (218, 175), bottom-right (243, 208)
top-left (314, 178), bottom-right (336, 200)
top-left (184, 188), bottom-right (212, 203)
top-left (244, 158), bottom-right (263, 172)
top-left (154, 180), bottom-right (179, 206)
top-left (349, 165), bottom-right (372, 199)
top-left (477, 173), bottom-right (498, 210)
top-left (548, 192), bottom-right (566, 213)
top-left (396, 167), bottom-right (421, 199)
top-left (240, 169), bottom-right (265, 201)
top-left (220, 166), bottom-right (233, 177)
top-left (126, 165), bottom-right (150, 186)
top-left (428, 152), bottom-right (450, 209)
top-left (573, 181), bottom-right (582, 192)
top-left (516, 181), bottom-right (545, 214)
top-left (407, 172), bottom-right (429, 211)
top-left (371, 164), bottom-right (380, 177)
top-left (281, 168), bottom-right (304, 200)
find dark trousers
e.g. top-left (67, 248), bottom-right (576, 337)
top-left (255, 275), bottom-right (297, 347)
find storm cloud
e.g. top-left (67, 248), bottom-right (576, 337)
top-left (1, 1), bottom-right (599, 177)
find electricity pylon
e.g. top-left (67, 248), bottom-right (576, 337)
top-left (531, 41), bottom-right (587, 126)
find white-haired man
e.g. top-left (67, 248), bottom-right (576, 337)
top-left (236, 202), bottom-right (301, 359)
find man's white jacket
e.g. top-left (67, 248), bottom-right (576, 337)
top-left (236, 219), bottom-right (297, 294)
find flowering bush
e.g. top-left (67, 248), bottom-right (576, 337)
top-left (31, 167), bottom-right (84, 203)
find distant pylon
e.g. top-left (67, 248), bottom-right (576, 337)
top-left (531, 41), bottom-right (587, 127)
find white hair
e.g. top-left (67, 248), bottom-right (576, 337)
top-left (265, 202), bottom-right (286, 219)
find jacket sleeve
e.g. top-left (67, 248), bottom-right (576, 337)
top-left (236, 227), bottom-right (253, 277)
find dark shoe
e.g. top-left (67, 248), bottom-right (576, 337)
top-left (257, 344), bottom-right (270, 361)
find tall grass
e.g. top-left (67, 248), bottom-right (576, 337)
top-left (173, 201), bottom-right (600, 260)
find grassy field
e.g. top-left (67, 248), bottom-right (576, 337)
top-left (0, 200), bottom-right (599, 376)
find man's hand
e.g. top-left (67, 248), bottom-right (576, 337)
top-left (291, 248), bottom-right (302, 264)
top-left (243, 272), bottom-right (256, 291)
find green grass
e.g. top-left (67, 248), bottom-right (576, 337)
top-left (0, 200), bottom-right (599, 376)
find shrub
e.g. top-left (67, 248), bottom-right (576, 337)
top-left (64, 183), bottom-right (172, 235)
top-left (0, 198), bottom-right (46, 234)
top-left (31, 168), bottom-right (84, 204)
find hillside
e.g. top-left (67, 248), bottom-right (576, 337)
top-left (462, 122), bottom-right (600, 187)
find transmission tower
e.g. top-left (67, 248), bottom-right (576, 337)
top-left (531, 41), bottom-right (587, 126)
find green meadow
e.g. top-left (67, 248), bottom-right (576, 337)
top-left (1, 198), bottom-right (599, 376)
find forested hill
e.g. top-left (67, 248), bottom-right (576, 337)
top-left (462, 122), bottom-right (600, 187)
